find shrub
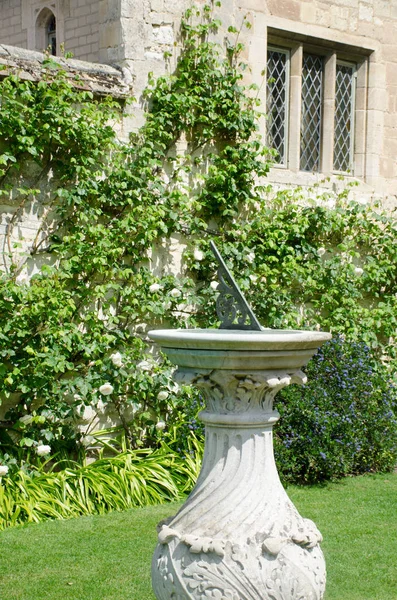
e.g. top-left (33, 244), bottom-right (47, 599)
top-left (274, 336), bottom-right (397, 484)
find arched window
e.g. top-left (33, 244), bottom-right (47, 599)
top-left (35, 8), bottom-right (57, 55)
top-left (47, 14), bottom-right (56, 56)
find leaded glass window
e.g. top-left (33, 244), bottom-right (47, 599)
top-left (300, 53), bottom-right (323, 172)
top-left (47, 14), bottom-right (56, 56)
top-left (334, 63), bottom-right (355, 173)
top-left (266, 48), bottom-right (289, 165)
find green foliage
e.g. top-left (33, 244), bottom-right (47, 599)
top-left (0, 439), bottom-right (202, 530)
top-left (0, 6), bottom-right (269, 464)
top-left (0, 2), bottom-right (396, 493)
top-left (274, 336), bottom-right (397, 484)
top-left (190, 188), bottom-right (397, 354)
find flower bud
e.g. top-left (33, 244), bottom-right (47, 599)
top-left (99, 383), bottom-right (114, 396)
top-left (110, 352), bottom-right (123, 367)
top-left (193, 248), bottom-right (204, 261)
top-left (149, 283), bottom-right (161, 293)
top-left (36, 444), bottom-right (51, 456)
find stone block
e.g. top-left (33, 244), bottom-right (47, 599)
top-left (300, 3), bottom-right (316, 24)
top-left (99, 0), bottom-right (121, 23)
top-left (121, 0), bottom-right (144, 18)
top-left (368, 61), bottom-right (386, 88)
top-left (356, 20), bottom-right (376, 37)
top-left (267, 0), bottom-right (300, 21)
top-left (348, 15), bottom-right (358, 32)
top-left (316, 6), bottom-right (332, 28)
top-left (151, 24), bottom-right (174, 45)
top-left (150, 0), bottom-right (164, 11)
top-left (74, 5), bottom-right (91, 18)
top-left (383, 22), bottom-right (397, 44)
top-left (382, 45), bottom-right (397, 64)
top-left (367, 88), bottom-right (388, 111)
top-left (386, 62), bottom-right (397, 86)
top-left (100, 21), bottom-right (123, 48)
top-left (373, 0), bottom-right (391, 18)
top-left (358, 2), bottom-right (373, 22)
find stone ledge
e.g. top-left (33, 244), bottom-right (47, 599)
top-left (0, 44), bottom-right (133, 98)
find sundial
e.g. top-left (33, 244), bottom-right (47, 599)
top-left (210, 240), bottom-right (262, 331)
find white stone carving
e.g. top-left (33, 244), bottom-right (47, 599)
top-left (148, 328), bottom-right (331, 600)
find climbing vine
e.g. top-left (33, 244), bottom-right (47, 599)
top-left (0, 2), bottom-right (396, 468)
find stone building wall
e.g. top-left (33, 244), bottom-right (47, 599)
top-left (1, 0), bottom-right (397, 200)
top-left (0, 0), bottom-right (27, 49)
top-left (97, 0), bottom-right (397, 203)
top-left (64, 0), bottom-right (99, 63)
top-left (0, 0), bottom-right (100, 61)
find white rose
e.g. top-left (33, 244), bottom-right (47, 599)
top-left (354, 267), bottom-right (364, 276)
top-left (0, 465), bottom-right (9, 476)
top-left (149, 283), bottom-right (161, 293)
top-left (157, 390), bottom-right (169, 401)
top-left (193, 248), bottom-right (204, 261)
top-left (110, 352), bottom-right (123, 367)
top-left (99, 382), bottom-right (114, 396)
top-left (19, 415), bottom-right (34, 425)
top-left (80, 405), bottom-right (97, 421)
top-left (249, 274), bottom-right (258, 283)
top-left (170, 288), bottom-right (182, 298)
top-left (137, 360), bottom-right (152, 371)
top-left (247, 252), bottom-right (255, 264)
top-left (36, 444), bottom-right (51, 456)
top-left (210, 281), bottom-right (219, 290)
top-left (317, 247), bottom-right (326, 257)
top-left (156, 421), bottom-right (166, 431)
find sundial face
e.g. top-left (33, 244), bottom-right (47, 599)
top-left (210, 241), bottom-right (262, 331)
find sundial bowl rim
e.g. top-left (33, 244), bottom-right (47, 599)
top-left (148, 327), bottom-right (332, 352)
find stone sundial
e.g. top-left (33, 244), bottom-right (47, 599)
top-left (210, 240), bottom-right (262, 331)
top-left (148, 241), bottom-right (331, 600)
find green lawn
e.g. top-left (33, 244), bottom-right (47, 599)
top-left (1, 473), bottom-right (396, 600)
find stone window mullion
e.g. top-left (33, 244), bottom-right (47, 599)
top-left (321, 52), bottom-right (336, 175)
top-left (288, 44), bottom-right (303, 172)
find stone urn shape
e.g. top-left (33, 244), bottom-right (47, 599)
top-left (149, 243), bottom-right (331, 600)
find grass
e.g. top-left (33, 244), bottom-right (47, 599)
top-left (0, 473), bottom-right (396, 600)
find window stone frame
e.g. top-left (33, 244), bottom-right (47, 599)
top-left (22, 0), bottom-right (67, 56)
top-left (265, 27), bottom-right (374, 182)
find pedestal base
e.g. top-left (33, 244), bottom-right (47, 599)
top-left (148, 329), bottom-right (332, 600)
top-left (153, 533), bottom-right (326, 600)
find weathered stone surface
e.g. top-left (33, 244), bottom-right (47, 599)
top-left (149, 328), bottom-right (331, 600)
top-left (0, 44), bottom-right (132, 97)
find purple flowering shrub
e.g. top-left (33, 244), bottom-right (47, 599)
top-left (274, 336), bottom-right (397, 484)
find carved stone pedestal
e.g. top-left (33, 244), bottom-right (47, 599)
top-left (148, 329), bottom-right (331, 600)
